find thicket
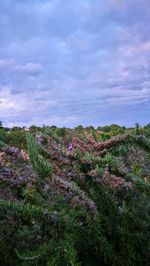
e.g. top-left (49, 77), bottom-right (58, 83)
top-left (0, 125), bottom-right (150, 265)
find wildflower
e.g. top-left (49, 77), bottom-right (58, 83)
top-left (20, 150), bottom-right (29, 161)
top-left (68, 143), bottom-right (73, 150)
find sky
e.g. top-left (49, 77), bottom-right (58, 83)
top-left (0, 0), bottom-right (150, 128)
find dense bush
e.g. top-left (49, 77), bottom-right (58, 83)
top-left (0, 140), bottom-right (8, 149)
top-left (0, 128), bottom-right (26, 149)
top-left (0, 125), bottom-right (150, 265)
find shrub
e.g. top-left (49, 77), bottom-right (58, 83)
top-left (0, 127), bottom-right (150, 265)
top-left (0, 140), bottom-right (8, 149)
top-left (56, 128), bottom-right (66, 137)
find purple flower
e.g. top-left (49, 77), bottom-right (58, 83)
top-left (68, 144), bottom-right (73, 150)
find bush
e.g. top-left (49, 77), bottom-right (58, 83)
top-left (56, 128), bottom-right (66, 137)
top-left (0, 140), bottom-right (7, 149)
top-left (0, 127), bottom-right (150, 265)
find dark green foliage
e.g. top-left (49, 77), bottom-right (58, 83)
top-left (0, 199), bottom-right (87, 266)
top-left (0, 127), bottom-right (26, 149)
top-left (55, 127), bottom-right (66, 137)
top-left (0, 140), bottom-right (8, 149)
top-left (43, 127), bottom-right (55, 137)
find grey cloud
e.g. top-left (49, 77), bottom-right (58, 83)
top-left (14, 62), bottom-right (42, 75)
top-left (0, 0), bottom-right (150, 127)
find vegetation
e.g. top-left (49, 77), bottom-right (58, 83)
top-left (0, 123), bottom-right (150, 265)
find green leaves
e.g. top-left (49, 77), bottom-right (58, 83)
top-left (26, 133), bottom-right (52, 180)
top-left (0, 140), bottom-right (8, 149)
top-left (33, 157), bottom-right (51, 179)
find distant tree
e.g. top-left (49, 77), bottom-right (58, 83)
top-left (85, 126), bottom-right (95, 132)
top-left (0, 121), bottom-right (2, 127)
top-left (50, 125), bottom-right (57, 130)
top-left (135, 123), bottom-right (141, 134)
top-left (11, 126), bottom-right (22, 131)
top-left (29, 125), bottom-right (41, 133)
top-left (110, 124), bottom-right (125, 135)
top-left (100, 126), bottom-right (111, 133)
top-left (135, 123), bottom-right (141, 129)
top-left (4, 127), bottom-right (10, 132)
top-left (56, 127), bottom-right (66, 137)
top-left (144, 123), bottom-right (150, 128)
top-left (97, 125), bottom-right (125, 135)
top-left (74, 125), bottom-right (84, 132)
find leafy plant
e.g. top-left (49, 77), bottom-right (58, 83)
top-left (26, 133), bottom-right (52, 180)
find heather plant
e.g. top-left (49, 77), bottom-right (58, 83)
top-left (0, 126), bottom-right (150, 265)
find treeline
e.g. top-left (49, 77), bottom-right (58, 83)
top-left (0, 121), bottom-right (150, 149)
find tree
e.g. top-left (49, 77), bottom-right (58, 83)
top-left (135, 122), bottom-right (141, 135)
top-left (56, 127), bottom-right (66, 137)
top-left (75, 125), bottom-right (84, 132)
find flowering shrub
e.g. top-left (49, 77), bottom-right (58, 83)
top-left (0, 126), bottom-right (150, 265)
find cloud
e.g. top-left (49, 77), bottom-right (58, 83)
top-left (0, 58), bottom-right (42, 72)
top-left (134, 42), bottom-right (150, 54)
top-left (14, 62), bottom-right (42, 75)
top-left (0, 0), bottom-right (150, 127)
top-left (0, 85), bottom-right (58, 126)
top-left (0, 59), bottom-right (16, 68)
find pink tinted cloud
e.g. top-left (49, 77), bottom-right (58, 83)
top-left (128, 41), bottom-right (150, 55)
top-left (136, 42), bottom-right (150, 53)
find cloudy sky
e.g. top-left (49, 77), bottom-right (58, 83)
top-left (0, 0), bottom-right (150, 127)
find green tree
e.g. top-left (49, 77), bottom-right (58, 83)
top-left (56, 127), bottom-right (66, 137)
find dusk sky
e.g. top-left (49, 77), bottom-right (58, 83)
top-left (0, 0), bottom-right (150, 128)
